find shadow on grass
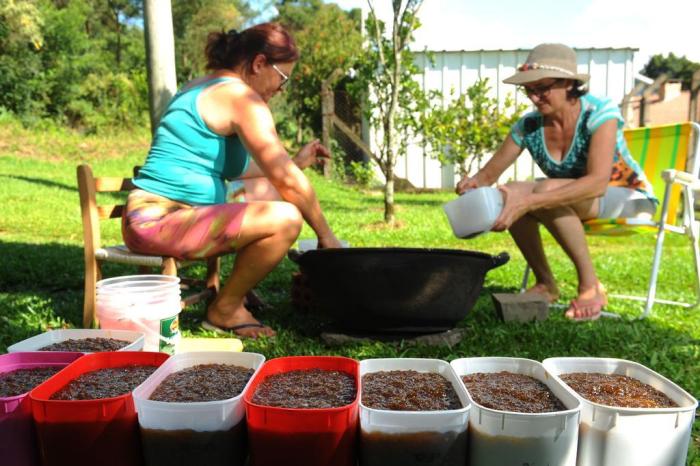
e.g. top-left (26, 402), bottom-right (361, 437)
top-left (0, 174), bottom-right (78, 192)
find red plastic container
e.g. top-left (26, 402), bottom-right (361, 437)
top-left (244, 356), bottom-right (359, 466)
top-left (1, 352), bottom-right (83, 466)
top-left (29, 351), bottom-right (169, 466)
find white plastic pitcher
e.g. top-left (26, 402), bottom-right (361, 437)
top-left (96, 275), bottom-right (181, 354)
top-left (443, 187), bottom-right (504, 238)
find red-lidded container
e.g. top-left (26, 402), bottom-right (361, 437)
top-left (243, 356), bottom-right (359, 466)
top-left (1, 352), bottom-right (83, 466)
top-left (29, 351), bottom-right (169, 466)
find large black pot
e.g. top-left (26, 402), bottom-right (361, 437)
top-left (292, 248), bottom-right (509, 334)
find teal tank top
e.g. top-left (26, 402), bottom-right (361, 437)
top-left (133, 77), bottom-right (250, 205)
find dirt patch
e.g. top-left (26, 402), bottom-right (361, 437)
top-left (363, 219), bottom-right (407, 231)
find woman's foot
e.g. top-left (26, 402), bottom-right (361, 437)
top-left (205, 303), bottom-right (276, 339)
top-left (565, 283), bottom-right (607, 321)
top-left (524, 283), bottom-right (560, 304)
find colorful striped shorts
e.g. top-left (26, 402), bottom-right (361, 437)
top-left (122, 189), bottom-right (247, 260)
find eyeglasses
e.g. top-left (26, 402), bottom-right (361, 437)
top-left (271, 64), bottom-right (289, 90)
top-left (519, 80), bottom-right (560, 99)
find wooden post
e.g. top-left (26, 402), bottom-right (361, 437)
top-left (321, 81), bottom-right (334, 178)
top-left (143, 0), bottom-right (177, 134)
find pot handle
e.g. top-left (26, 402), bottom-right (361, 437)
top-left (490, 252), bottom-right (510, 269)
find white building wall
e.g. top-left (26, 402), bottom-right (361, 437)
top-left (373, 47), bottom-right (638, 189)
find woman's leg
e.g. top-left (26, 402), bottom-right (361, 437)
top-left (504, 179), bottom-right (605, 318)
top-left (504, 182), bottom-right (560, 302)
top-left (206, 201), bottom-right (303, 338)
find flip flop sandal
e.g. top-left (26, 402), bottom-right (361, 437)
top-left (201, 319), bottom-right (270, 337)
top-left (565, 297), bottom-right (604, 322)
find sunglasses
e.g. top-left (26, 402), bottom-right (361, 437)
top-left (271, 64), bottom-right (289, 90)
top-left (519, 80), bottom-right (560, 99)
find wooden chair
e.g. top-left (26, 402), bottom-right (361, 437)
top-left (77, 164), bottom-right (221, 328)
top-left (522, 122), bottom-right (700, 318)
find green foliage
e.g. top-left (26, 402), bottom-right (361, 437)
top-left (172, 0), bottom-right (246, 81)
top-left (422, 79), bottom-right (527, 175)
top-left (348, 160), bottom-right (376, 188)
top-left (642, 53), bottom-right (700, 90)
top-left (274, 1), bottom-right (362, 142)
top-left (347, 0), bottom-right (427, 223)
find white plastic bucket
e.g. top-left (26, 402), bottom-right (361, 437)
top-left (443, 187), bottom-right (503, 238)
top-left (96, 275), bottom-right (181, 354)
top-left (542, 357), bottom-right (698, 466)
top-left (450, 357), bottom-right (581, 466)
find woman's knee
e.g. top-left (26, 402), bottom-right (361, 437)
top-left (273, 202), bottom-right (303, 238)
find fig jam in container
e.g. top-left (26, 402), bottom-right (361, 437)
top-left (244, 356), bottom-right (359, 466)
top-left (451, 357), bottom-right (580, 466)
top-left (543, 357), bottom-right (698, 466)
top-left (359, 358), bottom-right (470, 466)
top-left (0, 352), bottom-right (83, 466)
top-left (29, 351), bottom-right (168, 466)
top-left (133, 351), bottom-right (265, 466)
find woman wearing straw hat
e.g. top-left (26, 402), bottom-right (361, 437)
top-left (456, 43), bottom-right (656, 321)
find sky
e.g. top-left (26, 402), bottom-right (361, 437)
top-left (284, 0), bottom-right (699, 74)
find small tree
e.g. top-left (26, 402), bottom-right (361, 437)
top-left (349, 0), bottom-right (426, 224)
top-left (642, 53), bottom-right (700, 90)
top-left (422, 79), bottom-right (526, 176)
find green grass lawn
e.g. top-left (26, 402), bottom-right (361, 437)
top-left (1, 120), bottom-right (698, 463)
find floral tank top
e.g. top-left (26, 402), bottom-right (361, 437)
top-left (510, 94), bottom-right (656, 202)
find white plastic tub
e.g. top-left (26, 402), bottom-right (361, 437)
top-left (7, 329), bottom-right (144, 353)
top-left (133, 351), bottom-right (265, 466)
top-left (359, 358), bottom-right (471, 466)
top-left (542, 357), bottom-right (698, 466)
top-left (443, 186), bottom-right (503, 238)
top-left (450, 357), bottom-right (581, 466)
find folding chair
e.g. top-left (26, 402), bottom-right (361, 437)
top-left (77, 164), bottom-right (221, 328)
top-left (522, 122), bottom-right (700, 318)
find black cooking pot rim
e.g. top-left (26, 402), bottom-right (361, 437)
top-left (300, 247), bottom-right (496, 259)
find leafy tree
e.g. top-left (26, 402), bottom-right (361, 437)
top-left (275, 0), bottom-right (362, 143)
top-left (172, 0), bottom-right (249, 81)
top-left (641, 53), bottom-right (700, 90)
top-left (348, 0), bottom-right (427, 224)
top-left (422, 79), bottom-right (527, 175)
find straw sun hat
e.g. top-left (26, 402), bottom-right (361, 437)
top-left (503, 43), bottom-right (589, 85)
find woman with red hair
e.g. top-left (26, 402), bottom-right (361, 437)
top-left (123, 23), bottom-right (341, 338)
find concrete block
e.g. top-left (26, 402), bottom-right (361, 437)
top-left (492, 293), bottom-right (549, 322)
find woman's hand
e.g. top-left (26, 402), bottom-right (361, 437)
top-left (294, 140), bottom-right (330, 170)
top-left (491, 185), bottom-right (531, 231)
top-left (317, 232), bottom-right (343, 249)
top-left (455, 175), bottom-right (479, 195)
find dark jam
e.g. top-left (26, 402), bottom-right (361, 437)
top-left (39, 337), bottom-right (130, 352)
top-left (360, 429), bottom-right (468, 466)
top-left (141, 421), bottom-right (248, 466)
top-left (0, 366), bottom-right (62, 397)
top-left (461, 371), bottom-right (566, 413)
top-left (50, 365), bottom-right (156, 400)
top-left (149, 364), bottom-right (254, 402)
top-left (252, 369), bottom-right (356, 408)
top-left (559, 372), bottom-right (678, 408)
top-left (362, 370), bottom-right (462, 411)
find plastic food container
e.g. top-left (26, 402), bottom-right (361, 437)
top-left (543, 357), bottom-right (698, 466)
top-left (451, 357), bottom-right (581, 466)
top-left (443, 186), bottom-right (504, 238)
top-left (7, 329), bottom-right (145, 353)
top-left (133, 351), bottom-right (266, 466)
top-left (29, 351), bottom-right (169, 466)
top-left (0, 352), bottom-right (83, 466)
top-left (244, 356), bottom-right (359, 466)
top-left (359, 358), bottom-right (471, 466)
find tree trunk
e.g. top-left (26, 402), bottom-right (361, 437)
top-left (384, 171), bottom-right (395, 223)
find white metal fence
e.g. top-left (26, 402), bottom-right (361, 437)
top-left (374, 47), bottom-right (637, 189)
